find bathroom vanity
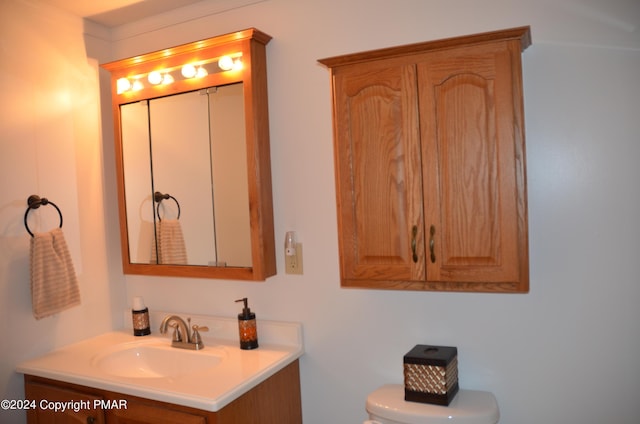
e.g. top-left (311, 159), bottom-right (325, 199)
top-left (17, 314), bottom-right (303, 423)
top-left (24, 362), bottom-right (300, 424)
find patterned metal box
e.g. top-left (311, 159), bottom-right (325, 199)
top-left (403, 345), bottom-right (459, 406)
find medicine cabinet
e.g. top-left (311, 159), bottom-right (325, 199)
top-left (102, 28), bottom-right (276, 280)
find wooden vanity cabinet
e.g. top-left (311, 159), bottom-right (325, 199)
top-left (25, 380), bottom-right (106, 423)
top-left (319, 27), bottom-right (531, 293)
top-left (24, 360), bottom-right (302, 424)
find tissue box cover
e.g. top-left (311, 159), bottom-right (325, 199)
top-left (403, 345), bottom-right (459, 406)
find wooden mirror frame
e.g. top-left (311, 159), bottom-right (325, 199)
top-left (101, 28), bottom-right (276, 280)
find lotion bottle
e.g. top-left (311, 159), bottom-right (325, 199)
top-left (235, 298), bottom-right (258, 349)
top-left (132, 296), bottom-right (151, 336)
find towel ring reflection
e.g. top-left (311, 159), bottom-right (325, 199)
top-left (24, 195), bottom-right (63, 237)
top-left (154, 191), bottom-right (181, 221)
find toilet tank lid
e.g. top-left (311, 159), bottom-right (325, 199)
top-left (366, 385), bottom-right (499, 424)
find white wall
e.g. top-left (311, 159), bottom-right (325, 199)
top-left (1, 0), bottom-right (639, 423)
top-left (0, 1), bottom-right (127, 423)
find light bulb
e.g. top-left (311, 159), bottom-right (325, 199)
top-left (116, 77), bottom-right (131, 94)
top-left (162, 73), bottom-right (174, 84)
top-left (132, 79), bottom-right (144, 91)
top-left (148, 71), bottom-right (162, 85)
top-left (233, 59), bottom-right (243, 71)
top-left (218, 55), bottom-right (234, 71)
top-left (196, 66), bottom-right (208, 78)
top-left (181, 64), bottom-right (197, 78)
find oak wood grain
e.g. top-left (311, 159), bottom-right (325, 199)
top-left (320, 27), bottom-right (530, 293)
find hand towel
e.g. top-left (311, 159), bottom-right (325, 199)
top-left (30, 227), bottom-right (80, 320)
top-left (151, 219), bottom-right (187, 265)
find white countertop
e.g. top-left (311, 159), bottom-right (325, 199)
top-left (16, 312), bottom-right (303, 412)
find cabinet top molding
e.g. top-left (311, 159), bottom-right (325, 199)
top-left (102, 27), bottom-right (271, 73)
top-left (318, 26), bottom-right (531, 68)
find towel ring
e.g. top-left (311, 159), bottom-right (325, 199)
top-left (24, 195), bottom-right (63, 237)
top-left (154, 191), bottom-right (181, 221)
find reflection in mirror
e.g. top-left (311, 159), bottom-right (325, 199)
top-left (120, 83), bottom-right (251, 267)
top-left (207, 84), bottom-right (251, 267)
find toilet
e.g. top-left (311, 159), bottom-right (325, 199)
top-left (365, 384), bottom-right (499, 424)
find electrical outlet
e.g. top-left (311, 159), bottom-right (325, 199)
top-left (285, 243), bottom-right (303, 275)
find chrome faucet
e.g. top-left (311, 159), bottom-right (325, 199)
top-left (159, 315), bottom-right (208, 350)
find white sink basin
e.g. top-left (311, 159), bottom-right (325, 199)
top-left (92, 343), bottom-right (225, 379)
top-left (16, 314), bottom-right (303, 412)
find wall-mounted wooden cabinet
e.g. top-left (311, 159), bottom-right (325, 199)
top-left (101, 28), bottom-right (276, 281)
top-left (319, 27), bottom-right (531, 293)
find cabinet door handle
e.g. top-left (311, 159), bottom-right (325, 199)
top-left (411, 225), bottom-right (418, 263)
top-left (429, 225), bottom-right (436, 263)
top-left (87, 416), bottom-right (96, 424)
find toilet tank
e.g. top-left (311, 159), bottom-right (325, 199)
top-left (366, 385), bottom-right (499, 424)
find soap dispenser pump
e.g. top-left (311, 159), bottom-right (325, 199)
top-left (235, 298), bottom-right (258, 350)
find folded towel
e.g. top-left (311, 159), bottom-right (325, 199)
top-left (30, 228), bottom-right (80, 320)
top-left (151, 219), bottom-right (187, 265)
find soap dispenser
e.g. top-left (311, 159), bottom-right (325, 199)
top-left (131, 296), bottom-right (151, 336)
top-left (235, 298), bottom-right (258, 350)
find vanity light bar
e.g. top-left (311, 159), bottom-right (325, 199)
top-left (115, 53), bottom-right (243, 95)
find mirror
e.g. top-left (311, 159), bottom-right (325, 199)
top-left (102, 29), bottom-right (276, 280)
top-left (121, 84), bottom-right (251, 267)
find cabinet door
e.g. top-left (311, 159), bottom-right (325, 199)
top-left (418, 41), bottom-right (528, 289)
top-left (332, 60), bottom-right (425, 284)
top-left (25, 381), bottom-right (105, 424)
top-left (108, 401), bottom-right (207, 424)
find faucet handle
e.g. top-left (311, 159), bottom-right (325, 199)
top-left (191, 325), bottom-right (209, 347)
top-left (193, 324), bottom-right (209, 331)
top-left (192, 324), bottom-right (209, 336)
top-left (167, 322), bottom-right (182, 342)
